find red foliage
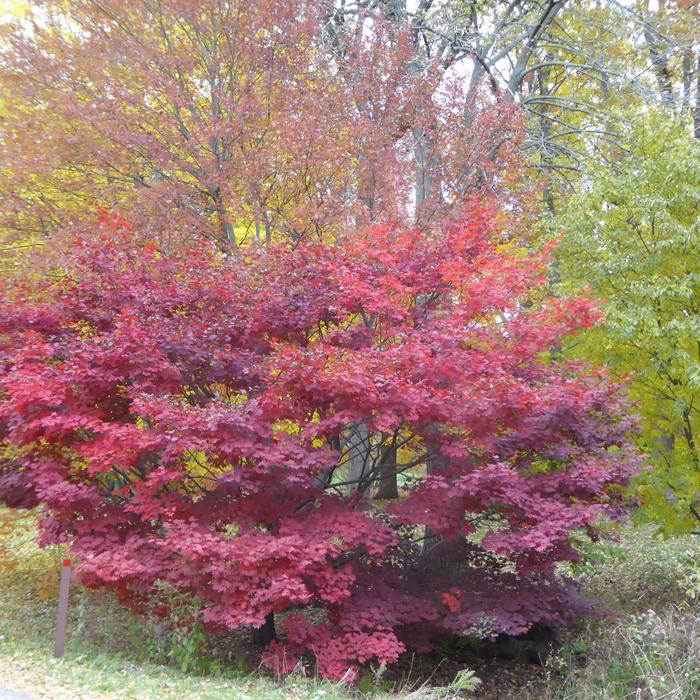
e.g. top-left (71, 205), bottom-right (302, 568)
top-left (0, 0), bottom-right (524, 250)
top-left (0, 208), bottom-right (639, 680)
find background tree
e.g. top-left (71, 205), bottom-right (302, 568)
top-left (3, 0), bottom-right (697, 256)
top-left (555, 111), bottom-right (700, 533)
top-left (0, 0), bottom-right (523, 260)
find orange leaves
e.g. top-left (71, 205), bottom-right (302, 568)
top-left (441, 588), bottom-right (462, 613)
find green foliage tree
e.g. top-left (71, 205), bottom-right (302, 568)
top-left (554, 111), bottom-right (700, 533)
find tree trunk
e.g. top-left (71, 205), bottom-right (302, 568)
top-left (644, 26), bottom-right (675, 107)
top-left (374, 441), bottom-right (399, 499)
top-left (682, 407), bottom-right (700, 471)
top-left (210, 186), bottom-right (237, 251)
top-left (683, 50), bottom-right (693, 112)
top-left (345, 422), bottom-right (372, 494)
top-left (536, 57), bottom-right (556, 216)
top-left (414, 127), bottom-right (441, 227)
top-left (422, 447), bottom-right (446, 554)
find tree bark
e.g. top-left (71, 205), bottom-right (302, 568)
top-left (374, 441), bottom-right (399, 499)
top-left (344, 422), bottom-right (372, 494)
top-left (414, 127), bottom-right (442, 226)
top-left (683, 50), bottom-right (693, 112)
top-left (210, 186), bottom-right (237, 251)
top-left (644, 26), bottom-right (675, 107)
top-left (422, 446), bottom-right (446, 554)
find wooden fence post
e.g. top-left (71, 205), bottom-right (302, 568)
top-left (54, 559), bottom-right (72, 658)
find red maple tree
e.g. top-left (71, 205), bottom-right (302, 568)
top-left (0, 207), bottom-right (639, 680)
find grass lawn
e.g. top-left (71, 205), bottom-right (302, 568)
top-left (3, 507), bottom-right (700, 700)
top-left (0, 510), bottom-right (358, 700)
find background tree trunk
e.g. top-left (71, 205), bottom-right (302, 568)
top-left (345, 422), bottom-right (372, 494)
top-left (374, 441), bottom-right (399, 499)
top-left (422, 448), bottom-right (446, 554)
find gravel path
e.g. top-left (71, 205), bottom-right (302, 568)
top-left (0, 688), bottom-right (34, 700)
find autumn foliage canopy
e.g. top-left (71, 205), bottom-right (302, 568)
top-left (0, 208), bottom-right (638, 680)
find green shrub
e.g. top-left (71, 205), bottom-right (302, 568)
top-left (568, 523), bottom-right (700, 613)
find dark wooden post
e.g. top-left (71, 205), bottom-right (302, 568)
top-left (54, 559), bottom-right (72, 658)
